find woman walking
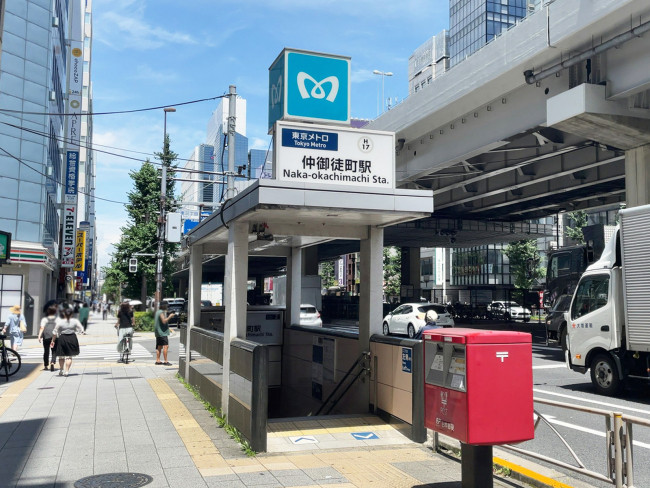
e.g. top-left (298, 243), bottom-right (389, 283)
top-left (2, 304), bottom-right (26, 351)
top-left (38, 305), bottom-right (59, 371)
top-left (51, 306), bottom-right (84, 376)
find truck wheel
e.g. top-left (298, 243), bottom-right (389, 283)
top-left (559, 326), bottom-right (568, 352)
top-left (504, 313), bottom-right (511, 321)
top-left (407, 324), bottom-right (416, 338)
top-left (383, 322), bottom-right (390, 336)
top-left (590, 353), bottom-right (624, 396)
top-left (523, 317), bottom-right (530, 323)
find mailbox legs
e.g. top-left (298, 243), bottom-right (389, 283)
top-left (461, 443), bottom-right (493, 488)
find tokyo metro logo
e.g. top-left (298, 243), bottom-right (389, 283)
top-left (296, 72), bottom-right (339, 102)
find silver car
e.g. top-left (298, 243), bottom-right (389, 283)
top-left (300, 304), bottom-right (322, 327)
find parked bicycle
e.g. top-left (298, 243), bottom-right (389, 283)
top-left (0, 333), bottom-right (21, 381)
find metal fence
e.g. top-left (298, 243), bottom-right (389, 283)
top-left (502, 397), bottom-right (650, 488)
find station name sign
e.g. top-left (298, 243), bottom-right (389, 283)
top-left (275, 121), bottom-right (394, 189)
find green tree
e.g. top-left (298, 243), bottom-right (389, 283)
top-left (565, 210), bottom-right (588, 244)
top-left (101, 135), bottom-right (180, 305)
top-left (383, 247), bottom-right (401, 299)
top-left (504, 240), bottom-right (543, 291)
top-left (319, 261), bottom-right (337, 289)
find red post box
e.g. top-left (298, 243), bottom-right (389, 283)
top-left (423, 328), bottom-right (534, 445)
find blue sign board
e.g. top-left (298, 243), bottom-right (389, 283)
top-left (401, 347), bottom-right (412, 373)
top-left (281, 127), bottom-right (338, 151)
top-left (268, 49), bottom-right (350, 131)
top-left (65, 151), bottom-right (79, 198)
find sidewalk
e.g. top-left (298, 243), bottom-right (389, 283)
top-left (0, 314), bottom-right (584, 487)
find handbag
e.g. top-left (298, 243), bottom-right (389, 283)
top-left (19, 320), bottom-right (27, 333)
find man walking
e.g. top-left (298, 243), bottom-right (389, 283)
top-left (154, 301), bottom-right (176, 366)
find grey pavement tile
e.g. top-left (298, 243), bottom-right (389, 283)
top-left (161, 467), bottom-right (208, 488)
top-left (236, 471), bottom-right (279, 485)
top-left (15, 474), bottom-right (56, 487)
top-left (124, 449), bottom-right (160, 464)
top-left (204, 477), bottom-right (246, 488)
top-left (302, 467), bottom-right (347, 482)
top-left (273, 474), bottom-right (315, 487)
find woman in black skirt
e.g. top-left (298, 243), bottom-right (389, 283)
top-left (51, 306), bottom-right (84, 376)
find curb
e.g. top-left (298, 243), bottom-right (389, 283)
top-left (436, 436), bottom-right (595, 488)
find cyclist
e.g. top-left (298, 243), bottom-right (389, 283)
top-left (116, 301), bottom-right (134, 362)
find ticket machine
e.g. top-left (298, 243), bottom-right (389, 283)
top-left (423, 328), bottom-right (534, 487)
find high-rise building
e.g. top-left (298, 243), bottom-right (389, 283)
top-left (0, 0), bottom-right (93, 325)
top-left (248, 148), bottom-right (272, 180)
top-left (408, 30), bottom-right (449, 95)
top-left (449, 0), bottom-right (530, 67)
top-left (180, 144), bottom-right (216, 223)
top-left (206, 97), bottom-right (248, 202)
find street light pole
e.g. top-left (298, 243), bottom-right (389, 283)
top-left (155, 107), bottom-right (176, 311)
top-left (373, 70), bottom-right (393, 115)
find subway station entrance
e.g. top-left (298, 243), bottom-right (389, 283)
top-left (179, 179), bottom-right (432, 451)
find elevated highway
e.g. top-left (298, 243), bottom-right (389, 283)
top-left (369, 0), bottom-right (650, 233)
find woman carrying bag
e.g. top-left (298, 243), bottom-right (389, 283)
top-left (51, 306), bottom-right (84, 376)
top-left (2, 304), bottom-right (26, 351)
top-left (38, 305), bottom-right (59, 371)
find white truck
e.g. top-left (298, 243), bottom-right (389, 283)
top-left (565, 204), bottom-right (650, 395)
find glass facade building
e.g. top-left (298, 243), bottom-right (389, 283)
top-left (449, 0), bottom-right (528, 66)
top-left (0, 0), bottom-right (93, 324)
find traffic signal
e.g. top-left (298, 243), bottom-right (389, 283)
top-left (129, 258), bottom-right (137, 273)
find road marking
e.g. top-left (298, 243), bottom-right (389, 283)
top-left (290, 435), bottom-right (318, 444)
top-left (351, 432), bottom-right (378, 440)
top-left (542, 415), bottom-right (650, 449)
top-left (19, 343), bottom-right (153, 361)
top-left (533, 364), bottom-right (566, 369)
top-left (493, 456), bottom-right (574, 488)
top-left (534, 388), bottom-right (650, 416)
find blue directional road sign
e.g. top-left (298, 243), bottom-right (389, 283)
top-left (351, 432), bottom-right (378, 440)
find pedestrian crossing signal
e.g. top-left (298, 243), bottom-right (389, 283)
top-left (129, 258), bottom-right (137, 273)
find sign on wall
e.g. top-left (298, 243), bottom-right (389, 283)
top-left (73, 230), bottom-right (86, 272)
top-left (0, 231), bottom-right (11, 265)
top-left (275, 121), bottom-right (394, 189)
top-left (269, 48), bottom-right (350, 131)
top-left (60, 205), bottom-right (77, 268)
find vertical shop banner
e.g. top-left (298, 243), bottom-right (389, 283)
top-left (60, 205), bottom-right (77, 267)
top-left (64, 151), bottom-right (79, 203)
top-left (74, 230), bottom-right (86, 272)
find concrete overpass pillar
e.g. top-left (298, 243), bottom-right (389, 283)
top-left (302, 246), bottom-right (319, 275)
top-left (625, 144), bottom-right (650, 207)
top-left (400, 247), bottom-right (421, 302)
top-left (184, 244), bottom-right (203, 381)
top-left (222, 221), bottom-right (248, 418)
top-left (359, 227), bottom-right (384, 354)
top-left (290, 247), bottom-right (302, 326)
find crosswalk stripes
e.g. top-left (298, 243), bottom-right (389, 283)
top-left (177, 344), bottom-right (202, 359)
top-left (19, 343), bottom-right (153, 361)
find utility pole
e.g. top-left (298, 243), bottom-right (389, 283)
top-left (155, 107), bottom-right (176, 311)
top-left (226, 85), bottom-right (236, 200)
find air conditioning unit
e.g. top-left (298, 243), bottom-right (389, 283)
top-left (48, 90), bottom-right (56, 102)
top-left (52, 16), bottom-right (59, 28)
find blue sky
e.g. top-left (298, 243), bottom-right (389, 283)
top-left (92, 0), bottom-right (449, 268)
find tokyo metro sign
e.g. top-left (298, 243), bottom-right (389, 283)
top-left (268, 48), bottom-right (350, 132)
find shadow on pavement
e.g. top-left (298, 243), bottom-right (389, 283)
top-left (0, 418), bottom-right (47, 485)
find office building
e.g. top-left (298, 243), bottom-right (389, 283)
top-left (408, 30), bottom-right (449, 95)
top-left (180, 144), bottom-right (216, 223)
top-left (0, 0), bottom-right (93, 325)
top-left (449, 0), bottom-right (531, 67)
top-left (206, 97), bottom-right (248, 202)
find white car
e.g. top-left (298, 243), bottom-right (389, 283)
top-left (487, 301), bottom-right (531, 322)
top-left (382, 303), bottom-right (455, 338)
top-left (299, 304), bottom-right (322, 327)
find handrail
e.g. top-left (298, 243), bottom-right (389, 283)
top-left (313, 351), bottom-right (369, 416)
top-left (497, 395), bottom-right (649, 487)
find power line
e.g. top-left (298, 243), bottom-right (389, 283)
top-left (0, 146), bottom-right (129, 205)
top-left (0, 94), bottom-right (228, 117)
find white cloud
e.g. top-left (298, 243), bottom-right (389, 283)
top-left (95, 1), bottom-right (199, 50)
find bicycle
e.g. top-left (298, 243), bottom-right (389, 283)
top-left (0, 334), bottom-right (21, 381)
top-left (117, 330), bottom-right (133, 364)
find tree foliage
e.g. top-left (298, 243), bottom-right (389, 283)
top-left (565, 210), bottom-right (588, 244)
top-left (383, 247), bottom-right (401, 298)
top-left (504, 240), bottom-right (544, 290)
top-left (101, 134), bottom-right (179, 304)
top-left (319, 261), bottom-right (337, 289)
